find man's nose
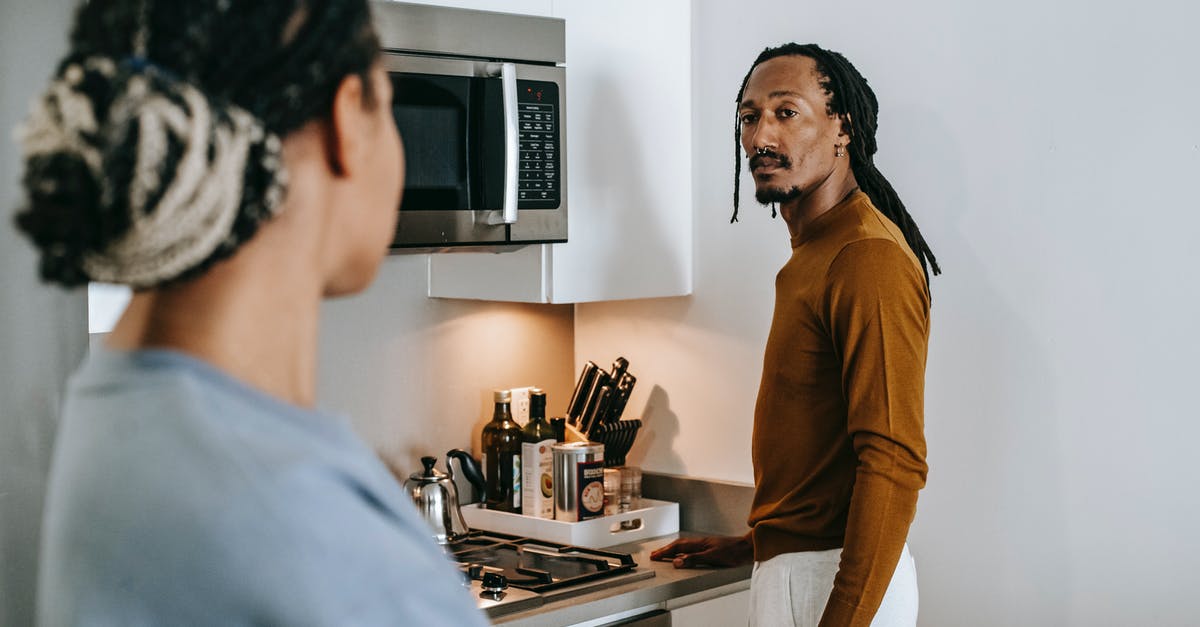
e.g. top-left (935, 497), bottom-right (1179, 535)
top-left (747, 118), bottom-right (779, 152)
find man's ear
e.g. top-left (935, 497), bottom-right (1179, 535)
top-left (838, 113), bottom-right (853, 144)
top-left (324, 73), bottom-right (369, 178)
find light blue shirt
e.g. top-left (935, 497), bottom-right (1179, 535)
top-left (38, 347), bottom-right (489, 627)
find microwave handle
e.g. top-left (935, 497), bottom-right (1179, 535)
top-left (486, 62), bottom-right (519, 225)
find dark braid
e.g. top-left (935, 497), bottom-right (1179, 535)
top-left (732, 43), bottom-right (941, 283)
top-left (15, 0), bottom-right (380, 288)
top-left (65, 0), bottom-right (378, 136)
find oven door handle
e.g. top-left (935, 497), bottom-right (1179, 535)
top-left (487, 62), bottom-right (519, 226)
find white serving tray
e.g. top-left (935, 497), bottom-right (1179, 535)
top-left (461, 499), bottom-right (679, 549)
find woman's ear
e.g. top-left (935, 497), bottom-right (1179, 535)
top-left (324, 73), bottom-right (371, 177)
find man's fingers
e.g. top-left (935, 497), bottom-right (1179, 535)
top-left (658, 536), bottom-right (750, 569)
top-left (649, 541), bottom-right (679, 560)
top-left (676, 542), bottom-right (729, 569)
top-left (651, 545), bottom-right (687, 560)
top-left (651, 539), bottom-right (704, 561)
top-left (672, 548), bottom-right (717, 569)
top-left (652, 542), bottom-right (681, 559)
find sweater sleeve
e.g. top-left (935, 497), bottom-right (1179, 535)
top-left (819, 238), bottom-right (930, 627)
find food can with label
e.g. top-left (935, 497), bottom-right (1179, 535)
top-left (552, 442), bottom-right (605, 521)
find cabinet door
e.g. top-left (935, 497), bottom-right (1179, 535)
top-left (428, 0), bottom-right (693, 303)
top-left (599, 609), bottom-right (671, 626)
top-left (669, 589), bottom-right (751, 626)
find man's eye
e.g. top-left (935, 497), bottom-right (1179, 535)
top-left (739, 113), bottom-right (758, 125)
top-left (779, 109), bottom-right (798, 119)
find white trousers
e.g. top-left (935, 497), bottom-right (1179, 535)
top-left (747, 543), bottom-right (918, 627)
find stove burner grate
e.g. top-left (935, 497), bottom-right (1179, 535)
top-left (448, 531), bottom-right (638, 593)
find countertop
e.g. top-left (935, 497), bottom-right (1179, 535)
top-left (491, 532), bottom-right (752, 625)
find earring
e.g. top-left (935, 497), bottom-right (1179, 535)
top-left (835, 144), bottom-right (845, 158)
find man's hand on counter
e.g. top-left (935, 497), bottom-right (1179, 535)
top-left (650, 535), bottom-right (753, 569)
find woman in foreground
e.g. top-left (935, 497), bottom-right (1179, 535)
top-left (16, 1), bottom-right (487, 624)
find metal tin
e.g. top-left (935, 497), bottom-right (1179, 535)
top-left (552, 442), bottom-right (605, 521)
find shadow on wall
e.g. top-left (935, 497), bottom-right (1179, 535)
top-left (884, 102), bottom-right (1069, 626)
top-left (626, 384), bottom-right (685, 474)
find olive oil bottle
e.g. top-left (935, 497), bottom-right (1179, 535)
top-left (481, 389), bottom-right (522, 512)
top-left (521, 390), bottom-right (556, 519)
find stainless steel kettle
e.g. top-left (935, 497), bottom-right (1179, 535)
top-left (404, 450), bottom-right (484, 544)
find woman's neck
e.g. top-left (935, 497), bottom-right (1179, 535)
top-left (107, 257), bottom-right (323, 408)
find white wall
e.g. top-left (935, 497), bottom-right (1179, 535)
top-left (577, 0), bottom-right (1200, 624)
top-left (0, 2), bottom-right (88, 625)
top-left (318, 256), bottom-right (575, 475)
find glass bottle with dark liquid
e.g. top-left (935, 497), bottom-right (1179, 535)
top-left (521, 390), bottom-right (556, 519)
top-left (481, 389), bottom-right (523, 512)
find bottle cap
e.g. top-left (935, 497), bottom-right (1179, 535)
top-left (494, 389), bottom-right (512, 403)
top-left (530, 389), bottom-right (546, 415)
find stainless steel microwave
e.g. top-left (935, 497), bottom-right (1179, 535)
top-left (371, 1), bottom-right (567, 251)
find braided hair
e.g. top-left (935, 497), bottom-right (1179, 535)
top-left (14, 0), bottom-right (381, 288)
top-left (732, 43), bottom-right (941, 283)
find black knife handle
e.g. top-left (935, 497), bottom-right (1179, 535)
top-left (586, 385), bottom-right (614, 437)
top-left (606, 373), bottom-right (637, 424)
top-left (609, 357), bottom-right (629, 394)
top-left (579, 370), bottom-right (609, 429)
top-left (581, 380), bottom-right (609, 435)
top-left (567, 361), bottom-right (599, 426)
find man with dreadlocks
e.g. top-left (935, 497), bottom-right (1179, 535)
top-left (652, 44), bottom-right (940, 626)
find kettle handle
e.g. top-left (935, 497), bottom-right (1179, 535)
top-left (446, 448), bottom-right (486, 493)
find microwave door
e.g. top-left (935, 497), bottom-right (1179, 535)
top-left (385, 56), bottom-right (506, 248)
top-left (393, 75), bottom-right (469, 213)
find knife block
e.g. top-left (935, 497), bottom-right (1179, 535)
top-left (564, 422), bottom-right (590, 443)
top-left (566, 420), bottom-right (642, 466)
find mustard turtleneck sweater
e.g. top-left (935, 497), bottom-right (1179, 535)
top-left (749, 190), bottom-right (930, 626)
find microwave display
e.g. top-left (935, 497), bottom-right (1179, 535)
top-left (517, 83), bottom-right (561, 209)
top-left (391, 73), bottom-right (561, 214)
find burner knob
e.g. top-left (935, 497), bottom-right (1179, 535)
top-left (481, 572), bottom-right (508, 593)
top-left (468, 564), bottom-right (484, 580)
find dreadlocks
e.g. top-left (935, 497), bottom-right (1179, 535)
top-left (15, 0), bottom-right (380, 289)
top-left (732, 43), bottom-right (941, 283)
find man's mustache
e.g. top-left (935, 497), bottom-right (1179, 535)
top-left (749, 150), bottom-right (791, 170)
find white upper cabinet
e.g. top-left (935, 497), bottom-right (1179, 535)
top-left (424, 0), bottom-right (693, 303)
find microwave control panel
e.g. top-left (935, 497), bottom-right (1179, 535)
top-left (516, 80), bottom-right (561, 209)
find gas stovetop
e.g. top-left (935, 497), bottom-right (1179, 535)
top-left (445, 531), bottom-right (655, 615)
